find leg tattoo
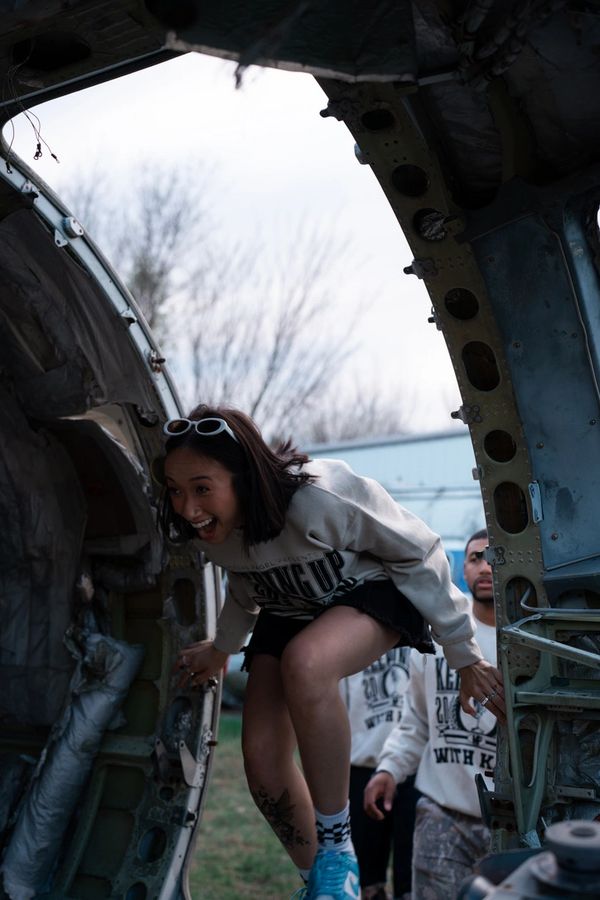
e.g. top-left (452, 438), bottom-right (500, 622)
top-left (251, 786), bottom-right (311, 850)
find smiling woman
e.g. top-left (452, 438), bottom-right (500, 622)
top-left (156, 402), bottom-right (503, 897)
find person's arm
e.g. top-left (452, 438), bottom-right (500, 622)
top-left (175, 573), bottom-right (259, 687)
top-left (351, 488), bottom-right (506, 719)
top-left (213, 571), bottom-right (260, 654)
top-left (331, 470), bottom-right (482, 668)
top-left (307, 465), bottom-right (505, 717)
top-left (176, 640), bottom-right (229, 688)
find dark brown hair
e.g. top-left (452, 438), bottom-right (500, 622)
top-left (464, 528), bottom-right (488, 556)
top-left (159, 404), bottom-right (315, 548)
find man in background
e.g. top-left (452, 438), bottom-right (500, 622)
top-left (364, 529), bottom-right (499, 899)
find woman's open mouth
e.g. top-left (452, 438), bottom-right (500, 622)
top-left (191, 516), bottom-right (217, 536)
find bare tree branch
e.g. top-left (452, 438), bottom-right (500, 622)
top-left (57, 160), bottom-right (412, 443)
top-left (60, 162), bottom-right (212, 335)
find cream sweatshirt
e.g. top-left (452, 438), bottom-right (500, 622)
top-left (198, 458), bottom-right (482, 670)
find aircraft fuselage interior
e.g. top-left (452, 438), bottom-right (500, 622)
top-left (1, 2), bottom-right (600, 898)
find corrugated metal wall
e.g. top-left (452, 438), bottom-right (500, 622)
top-left (306, 430), bottom-right (485, 565)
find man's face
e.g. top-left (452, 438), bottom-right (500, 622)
top-left (464, 537), bottom-right (493, 603)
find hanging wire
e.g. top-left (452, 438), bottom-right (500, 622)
top-left (2, 51), bottom-right (60, 174)
top-left (4, 118), bottom-right (15, 173)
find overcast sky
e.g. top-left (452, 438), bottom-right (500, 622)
top-left (5, 51), bottom-right (463, 434)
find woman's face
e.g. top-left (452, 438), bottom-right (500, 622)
top-left (164, 445), bottom-right (242, 544)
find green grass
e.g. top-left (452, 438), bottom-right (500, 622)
top-left (189, 713), bottom-right (300, 899)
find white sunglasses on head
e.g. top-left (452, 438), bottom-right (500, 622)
top-left (163, 416), bottom-right (239, 443)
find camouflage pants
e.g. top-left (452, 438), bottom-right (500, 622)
top-left (411, 796), bottom-right (490, 900)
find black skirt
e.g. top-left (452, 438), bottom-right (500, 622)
top-left (242, 579), bottom-right (435, 670)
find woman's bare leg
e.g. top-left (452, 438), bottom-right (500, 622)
top-left (242, 653), bottom-right (316, 868)
top-left (281, 606), bottom-right (399, 816)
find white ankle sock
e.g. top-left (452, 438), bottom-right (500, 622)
top-left (314, 803), bottom-right (355, 854)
